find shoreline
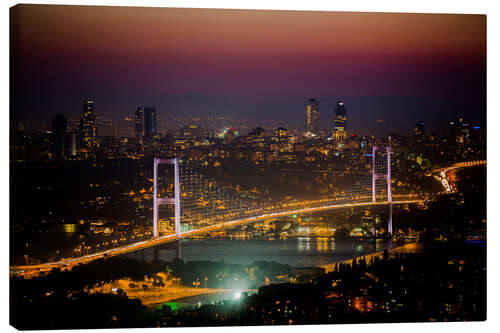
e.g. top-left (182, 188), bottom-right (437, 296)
top-left (120, 242), bottom-right (425, 310)
top-left (144, 242), bottom-right (424, 307)
top-left (320, 242), bottom-right (424, 274)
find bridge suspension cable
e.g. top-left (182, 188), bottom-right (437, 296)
top-left (153, 147), bottom-right (395, 239)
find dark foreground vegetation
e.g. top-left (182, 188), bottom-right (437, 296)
top-left (10, 243), bottom-right (485, 329)
top-left (160, 243), bottom-right (485, 327)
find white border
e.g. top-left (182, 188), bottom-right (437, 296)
top-left (2, 1), bottom-right (497, 333)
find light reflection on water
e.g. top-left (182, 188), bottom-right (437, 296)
top-left (316, 237), bottom-right (328, 252)
top-left (298, 237), bottom-right (311, 251)
top-left (127, 237), bottom-right (395, 267)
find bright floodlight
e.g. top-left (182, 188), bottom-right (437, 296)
top-left (234, 291), bottom-right (241, 300)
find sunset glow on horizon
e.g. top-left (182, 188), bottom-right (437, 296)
top-left (10, 4), bottom-right (486, 131)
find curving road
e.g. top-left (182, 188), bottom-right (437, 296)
top-left (432, 160), bottom-right (486, 193)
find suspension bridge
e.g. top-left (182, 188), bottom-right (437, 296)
top-left (11, 145), bottom-right (428, 276)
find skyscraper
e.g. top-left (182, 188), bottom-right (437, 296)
top-left (79, 100), bottom-right (98, 156)
top-left (51, 113), bottom-right (67, 158)
top-left (305, 99), bottom-right (319, 136)
top-left (246, 127), bottom-right (265, 148)
top-left (135, 106), bottom-right (144, 141)
top-left (450, 117), bottom-right (470, 146)
top-left (333, 98), bottom-right (347, 149)
top-left (64, 130), bottom-right (77, 157)
top-left (144, 107), bottom-right (157, 139)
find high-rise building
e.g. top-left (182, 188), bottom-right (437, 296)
top-left (333, 98), bottom-right (347, 149)
top-left (135, 106), bottom-right (144, 141)
top-left (64, 130), bottom-right (77, 158)
top-left (305, 99), bottom-right (319, 135)
top-left (79, 100), bottom-right (98, 156)
top-left (271, 127), bottom-right (293, 155)
top-left (246, 127), bottom-right (266, 148)
top-left (51, 113), bottom-right (67, 158)
top-left (450, 117), bottom-right (470, 146)
top-left (144, 107), bottom-right (157, 139)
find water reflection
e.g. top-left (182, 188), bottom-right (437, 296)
top-left (316, 237), bottom-right (328, 252)
top-left (297, 237), bottom-right (311, 251)
top-left (125, 237), bottom-right (396, 267)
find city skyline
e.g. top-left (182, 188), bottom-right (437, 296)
top-left (11, 95), bottom-right (486, 139)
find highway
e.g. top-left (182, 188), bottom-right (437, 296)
top-left (10, 198), bottom-right (424, 276)
top-left (432, 160), bottom-right (486, 193)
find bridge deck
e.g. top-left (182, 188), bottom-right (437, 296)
top-left (11, 199), bottom-right (424, 276)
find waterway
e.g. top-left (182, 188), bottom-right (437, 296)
top-left (126, 237), bottom-right (399, 267)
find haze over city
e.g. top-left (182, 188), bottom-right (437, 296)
top-left (11, 6), bottom-right (485, 135)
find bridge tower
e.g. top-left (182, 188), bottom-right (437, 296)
top-left (372, 145), bottom-right (392, 236)
top-left (153, 157), bottom-right (181, 239)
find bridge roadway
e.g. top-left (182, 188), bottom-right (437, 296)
top-left (10, 199), bottom-right (424, 276)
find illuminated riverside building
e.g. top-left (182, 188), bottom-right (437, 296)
top-left (79, 100), bottom-right (98, 157)
top-left (305, 98), bottom-right (319, 136)
top-left (135, 106), bottom-right (144, 142)
top-left (332, 98), bottom-right (347, 150)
